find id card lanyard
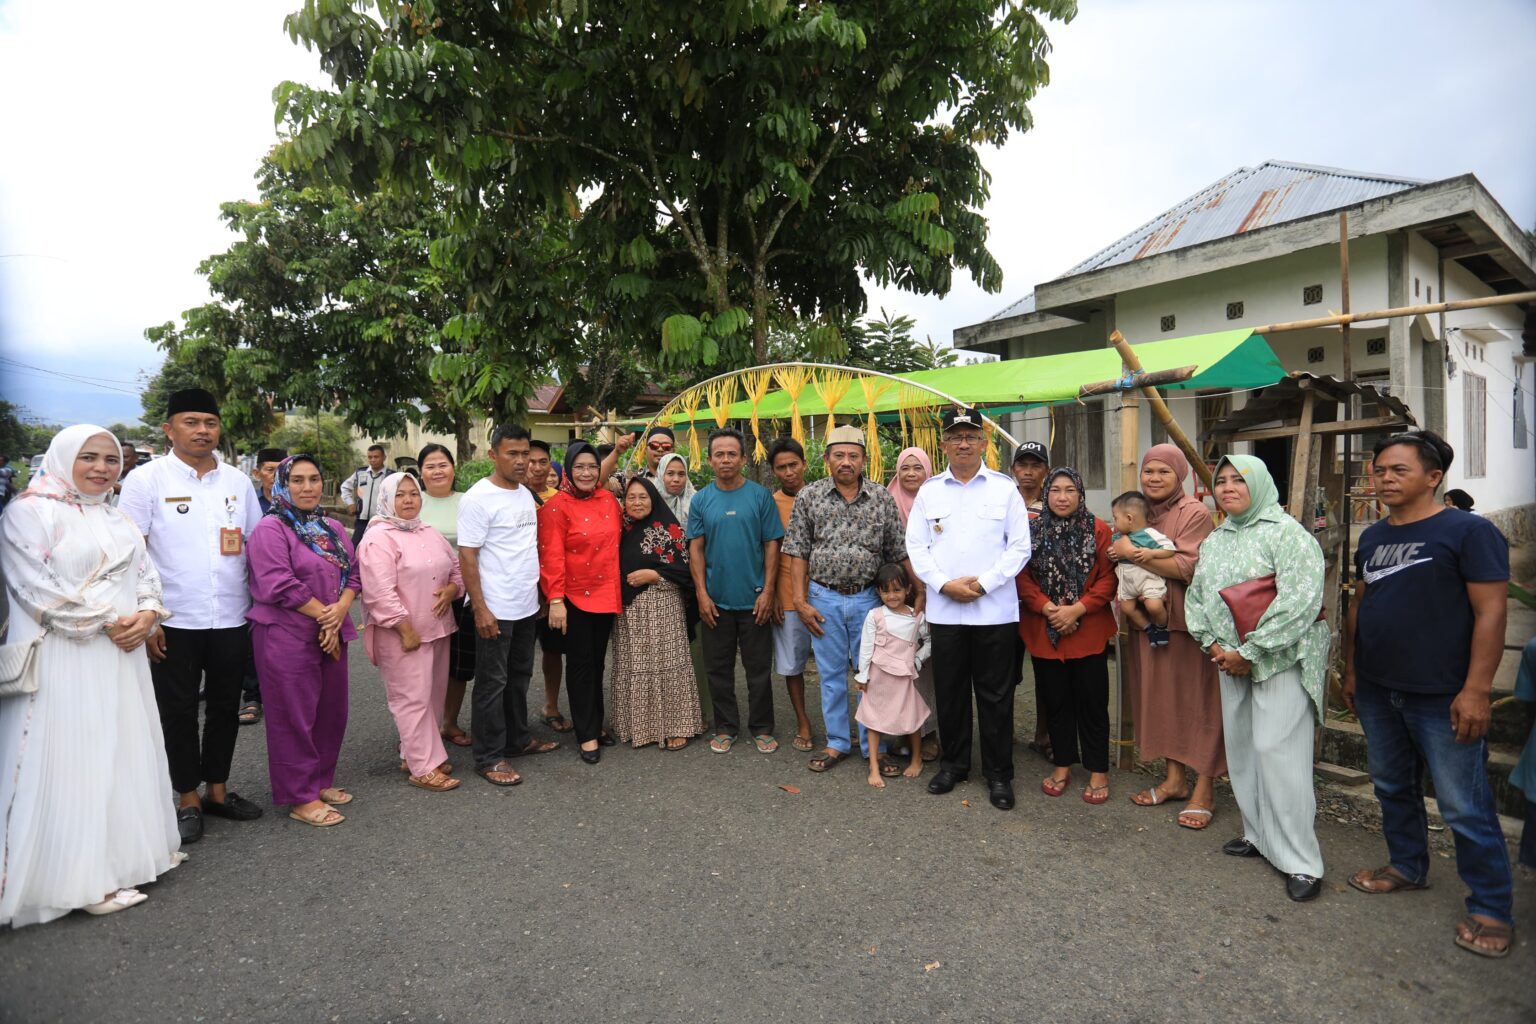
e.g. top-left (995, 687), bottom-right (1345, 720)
top-left (219, 493), bottom-right (243, 556)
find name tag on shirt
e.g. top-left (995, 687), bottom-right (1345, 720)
top-left (220, 528), bottom-right (243, 555)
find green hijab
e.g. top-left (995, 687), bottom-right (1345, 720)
top-left (1216, 454), bottom-right (1280, 528)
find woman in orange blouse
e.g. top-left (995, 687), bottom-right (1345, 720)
top-left (537, 441), bottom-right (623, 764)
top-left (1016, 467), bottom-right (1118, 804)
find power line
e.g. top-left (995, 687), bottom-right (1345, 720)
top-left (0, 356), bottom-right (144, 395)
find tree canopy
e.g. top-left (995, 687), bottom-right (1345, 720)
top-left (276, 0), bottom-right (1075, 374)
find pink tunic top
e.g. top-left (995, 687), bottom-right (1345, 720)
top-left (358, 524), bottom-right (464, 660)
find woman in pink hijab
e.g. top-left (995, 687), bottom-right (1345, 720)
top-left (1113, 443), bottom-right (1226, 829)
top-left (887, 446), bottom-right (939, 759)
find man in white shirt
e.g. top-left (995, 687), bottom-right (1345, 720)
top-left (119, 388), bottom-right (265, 843)
top-left (906, 408), bottom-right (1032, 810)
top-left (340, 444), bottom-right (394, 545)
top-left (457, 424), bottom-right (559, 787)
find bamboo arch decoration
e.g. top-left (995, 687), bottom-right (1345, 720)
top-left (640, 362), bottom-right (1020, 476)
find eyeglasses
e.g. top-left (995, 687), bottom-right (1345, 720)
top-left (946, 434), bottom-right (984, 447)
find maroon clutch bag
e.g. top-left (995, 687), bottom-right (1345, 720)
top-left (1218, 574), bottom-right (1324, 642)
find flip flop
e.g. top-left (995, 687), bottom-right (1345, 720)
top-left (1347, 865), bottom-right (1430, 894)
top-left (1177, 806), bottom-right (1214, 830)
top-left (1454, 917), bottom-right (1514, 959)
top-left (1040, 775), bottom-right (1070, 797)
top-left (541, 714), bottom-right (574, 733)
top-left (709, 734), bottom-right (736, 754)
top-left (442, 727), bottom-right (473, 747)
top-left (510, 739), bottom-right (560, 757)
top-left (1082, 783), bottom-right (1110, 805)
top-left (808, 749), bottom-right (848, 773)
top-left (753, 734), bottom-right (779, 754)
top-left (238, 701), bottom-right (262, 725)
top-left (791, 734), bottom-right (815, 752)
top-left (879, 759), bottom-right (903, 778)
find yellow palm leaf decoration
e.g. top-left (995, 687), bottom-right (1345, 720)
top-left (858, 376), bottom-right (893, 482)
top-left (742, 369), bottom-right (774, 460)
top-left (983, 419), bottom-right (999, 471)
top-left (773, 365), bottom-right (810, 445)
top-left (679, 387), bottom-right (704, 466)
top-left (705, 375), bottom-right (738, 431)
top-left (812, 370), bottom-right (853, 422)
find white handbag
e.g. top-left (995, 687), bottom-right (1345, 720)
top-left (0, 630), bottom-right (43, 699)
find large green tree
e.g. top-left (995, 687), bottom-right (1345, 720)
top-left (276, 0), bottom-right (1074, 371)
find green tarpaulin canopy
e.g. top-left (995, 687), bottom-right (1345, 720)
top-left (669, 328), bottom-right (1285, 423)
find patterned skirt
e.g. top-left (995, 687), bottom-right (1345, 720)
top-left (610, 581), bottom-right (702, 747)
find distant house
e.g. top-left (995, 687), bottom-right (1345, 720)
top-left (955, 160), bottom-right (1536, 532)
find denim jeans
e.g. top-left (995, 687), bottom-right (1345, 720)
top-left (807, 583), bottom-right (880, 756)
top-left (1355, 679), bottom-right (1513, 925)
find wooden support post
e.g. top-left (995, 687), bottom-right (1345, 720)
top-left (1339, 213), bottom-right (1353, 382)
top-left (1250, 289), bottom-right (1536, 335)
top-left (1109, 330), bottom-right (1217, 497)
top-left (1287, 383), bottom-right (1317, 522)
top-left (1115, 388), bottom-right (1141, 770)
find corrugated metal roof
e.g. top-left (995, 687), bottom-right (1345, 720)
top-left (987, 291), bottom-right (1036, 321)
top-left (1057, 161), bottom-right (1425, 279)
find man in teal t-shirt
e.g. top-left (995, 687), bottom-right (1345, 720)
top-left (687, 428), bottom-right (784, 753)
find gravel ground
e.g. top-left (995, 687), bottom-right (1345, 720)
top-left (1, 643), bottom-right (1531, 1024)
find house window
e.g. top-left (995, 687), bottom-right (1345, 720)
top-left (1160, 314), bottom-right (1176, 333)
top-left (1303, 284), bottom-right (1323, 305)
top-left (1307, 346), bottom-right (1324, 364)
top-left (1226, 301), bottom-right (1244, 320)
top-left (1463, 372), bottom-right (1486, 478)
top-left (1050, 400), bottom-right (1106, 489)
top-left (1366, 337), bottom-right (1386, 356)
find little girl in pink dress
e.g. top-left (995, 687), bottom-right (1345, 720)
top-left (854, 563), bottom-right (932, 788)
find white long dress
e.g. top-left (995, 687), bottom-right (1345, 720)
top-left (0, 492), bottom-right (180, 928)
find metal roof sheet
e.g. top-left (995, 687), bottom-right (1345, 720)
top-left (1058, 161), bottom-right (1425, 279)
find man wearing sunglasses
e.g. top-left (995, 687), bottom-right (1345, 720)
top-left (599, 425), bottom-right (675, 486)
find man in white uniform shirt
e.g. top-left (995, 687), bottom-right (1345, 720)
top-left (340, 444), bottom-right (394, 545)
top-left (906, 407), bottom-right (1032, 810)
top-left (119, 388), bottom-right (265, 843)
top-left (457, 424), bottom-right (560, 787)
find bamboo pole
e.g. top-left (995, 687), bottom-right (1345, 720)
top-left (1339, 213), bottom-right (1353, 381)
top-left (1114, 387), bottom-right (1141, 771)
top-left (1252, 289), bottom-right (1536, 335)
top-left (1108, 330), bottom-right (1217, 496)
top-left (1077, 364), bottom-right (1197, 398)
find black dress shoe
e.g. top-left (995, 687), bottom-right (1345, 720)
top-left (597, 733), bottom-right (617, 747)
top-left (202, 791), bottom-right (264, 821)
top-left (1286, 874), bottom-right (1323, 902)
top-left (927, 769), bottom-right (966, 795)
top-left (988, 780), bottom-right (1016, 810)
top-left (177, 806), bottom-right (203, 844)
top-left (580, 748), bottom-right (601, 765)
top-left (1223, 836), bottom-right (1262, 858)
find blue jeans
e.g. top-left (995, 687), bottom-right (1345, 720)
top-left (807, 583), bottom-right (880, 756)
top-left (1355, 679), bottom-right (1513, 925)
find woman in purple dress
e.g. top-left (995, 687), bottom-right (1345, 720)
top-left (247, 455), bottom-right (361, 827)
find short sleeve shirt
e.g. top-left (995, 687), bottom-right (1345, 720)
top-left (685, 480), bottom-right (783, 610)
top-left (457, 478), bottom-right (540, 621)
top-left (781, 477), bottom-right (907, 590)
top-left (1354, 508), bottom-right (1508, 694)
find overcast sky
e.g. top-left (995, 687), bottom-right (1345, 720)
top-left (2, 0), bottom-right (1533, 427)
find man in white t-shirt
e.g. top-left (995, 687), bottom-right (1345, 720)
top-left (457, 424), bottom-right (559, 786)
top-left (119, 388), bottom-right (265, 843)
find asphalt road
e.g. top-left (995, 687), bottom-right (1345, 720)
top-left (1, 642), bottom-right (1531, 1024)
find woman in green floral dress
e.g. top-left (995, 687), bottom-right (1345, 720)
top-left (1185, 454), bottom-right (1329, 903)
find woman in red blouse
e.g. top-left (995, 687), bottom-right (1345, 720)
top-left (1015, 467), bottom-right (1119, 804)
top-left (537, 441), bottom-right (623, 764)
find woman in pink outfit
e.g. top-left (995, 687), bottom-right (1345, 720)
top-left (359, 473), bottom-right (464, 792)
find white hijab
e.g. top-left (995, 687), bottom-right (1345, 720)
top-left (654, 452), bottom-right (695, 525)
top-left (25, 423), bottom-right (121, 506)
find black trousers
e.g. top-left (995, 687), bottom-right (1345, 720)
top-left (472, 615), bottom-right (536, 768)
top-left (703, 610), bottom-right (774, 737)
top-left (563, 602), bottom-right (614, 744)
top-left (1031, 651), bottom-right (1110, 773)
top-left (151, 625), bottom-right (249, 793)
top-left (242, 647), bottom-right (261, 704)
top-left (351, 518), bottom-right (370, 547)
top-left (931, 622), bottom-right (1017, 782)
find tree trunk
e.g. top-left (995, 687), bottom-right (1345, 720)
top-left (454, 409), bottom-right (472, 464)
top-left (751, 272), bottom-right (769, 364)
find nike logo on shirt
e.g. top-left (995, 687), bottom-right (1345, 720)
top-left (1362, 557), bottom-right (1433, 584)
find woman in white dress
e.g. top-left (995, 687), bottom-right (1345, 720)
top-left (0, 424), bottom-right (181, 926)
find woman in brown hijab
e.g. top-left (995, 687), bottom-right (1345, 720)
top-left (1114, 443), bottom-right (1226, 829)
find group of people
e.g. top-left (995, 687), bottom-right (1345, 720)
top-left (0, 389), bottom-right (1524, 960)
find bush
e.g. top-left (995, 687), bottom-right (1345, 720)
top-left (269, 416), bottom-right (355, 495)
top-left (456, 458), bottom-right (493, 491)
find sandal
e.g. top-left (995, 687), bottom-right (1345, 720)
top-left (808, 749), bottom-right (848, 773)
top-left (238, 701), bottom-right (262, 725)
top-left (709, 734), bottom-right (736, 753)
top-left (1454, 916), bottom-right (1514, 959)
top-left (1040, 774), bottom-right (1070, 797)
top-left (409, 769), bottom-right (461, 792)
top-left (1131, 783), bottom-right (1191, 807)
top-left (318, 787), bottom-right (353, 805)
top-left (1348, 865), bottom-right (1430, 895)
top-left (510, 738), bottom-right (560, 757)
top-left (442, 726), bottom-right (472, 747)
top-left (879, 759), bottom-right (903, 778)
top-left (791, 733), bottom-right (815, 752)
top-left (1082, 783), bottom-right (1110, 805)
top-left (288, 805), bottom-right (344, 827)
top-left (663, 737), bottom-right (689, 751)
top-left (1177, 805), bottom-right (1215, 830)
top-left (753, 734), bottom-right (779, 754)
top-left (475, 760), bottom-right (522, 786)
top-left (399, 759), bottom-right (454, 776)
top-left (921, 736), bottom-right (940, 763)
top-left (541, 714), bottom-right (574, 733)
